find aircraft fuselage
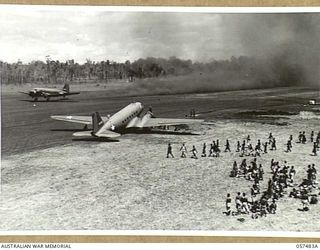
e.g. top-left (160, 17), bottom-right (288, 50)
top-left (29, 88), bottom-right (66, 97)
top-left (96, 102), bottom-right (144, 135)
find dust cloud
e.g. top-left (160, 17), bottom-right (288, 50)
top-left (126, 13), bottom-right (319, 95)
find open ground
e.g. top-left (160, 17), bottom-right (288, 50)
top-left (1, 85), bottom-right (319, 231)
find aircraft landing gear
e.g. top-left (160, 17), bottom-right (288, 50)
top-left (46, 97), bottom-right (50, 102)
top-left (33, 97), bottom-right (38, 102)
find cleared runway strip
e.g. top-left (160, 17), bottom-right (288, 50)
top-left (1, 86), bottom-right (317, 156)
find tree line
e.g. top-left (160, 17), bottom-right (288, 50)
top-left (0, 55), bottom-right (304, 86)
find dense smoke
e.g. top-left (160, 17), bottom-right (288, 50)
top-left (126, 13), bottom-right (320, 95)
top-left (224, 14), bottom-right (320, 87)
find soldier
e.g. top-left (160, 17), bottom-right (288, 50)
top-left (269, 200), bottom-right (277, 214)
top-left (236, 141), bottom-right (241, 152)
top-left (240, 159), bottom-right (247, 174)
top-left (247, 135), bottom-right (251, 142)
top-left (312, 142), bottom-right (317, 156)
top-left (286, 140), bottom-right (292, 152)
top-left (268, 132), bottom-right (273, 143)
top-left (224, 193), bottom-right (232, 216)
top-left (301, 193), bottom-right (309, 211)
top-left (289, 134), bottom-right (293, 142)
top-left (307, 165), bottom-right (313, 181)
top-left (240, 140), bottom-right (246, 156)
top-left (266, 178), bottom-right (273, 197)
top-left (166, 143), bottom-right (174, 158)
top-left (216, 139), bottom-right (220, 150)
top-left (235, 192), bottom-right (242, 214)
top-left (258, 164), bottom-right (264, 180)
top-left (298, 131), bottom-right (302, 143)
top-left (289, 166), bottom-right (296, 183)
top-left (251, 157), bottom-right (257, 169)
top-left (270, 158), bottom-right (275, 168)
top-left (251, 201), bottom-right (259, 219)
top-left (241, 193), bottom-right (250, 214)
top-left (255, 144), bottom-right (261, 157)
top-left (311, 131), bottom-right (314, 143)
top-left (231, 161), bottom-right (239, 177)
top-left (271, 138), bottom-right (277, 150)
top-left (302, 131), bottom-right (307, 144)
top-left (251, 184), bottom-right (259, 198)
top-left (311, 164), bottom-right (317, 185)
top-left (248, 144), bottom-right (254, 155)
top-left (260, 198), bottom-right (268, 217)
top-left (209, 143), bottom-right (214, 157)
top-left (179, 143), bottom-right (187, 158)
top-left (225, 139), bottom-right (231, 152)
top-left (256, 139), bottom-right (261, 150)
top-left (263, 142), bottom-right (268, 154)
top-left (190, 145), bottom-right (198, 159)
top-left (201, 142), bottom-right (206, 157)
top-left (214, 141), bottom-right (220, 157)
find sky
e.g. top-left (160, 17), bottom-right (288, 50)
top-left (0, 7), bottom-right (319, 64)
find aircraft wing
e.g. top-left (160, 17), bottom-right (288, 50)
top-left (65, 92), bottom-right (80, 96)
top-left (142, 118), bottom-right (204, 128)
top-left (19, 90), bottom-right (58, 97)
top-left (19, 91), bottom-right (30, 95)
top-left (47, 92), bottom-right (80, 97)
top-left (51, 115), bottom-right (108, 125)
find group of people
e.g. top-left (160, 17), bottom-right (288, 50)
top-left (297, 130), bottom-right (320, 156)
top-left (298, 130), bottom-right (320, 144)
top-left (237, 137), bottom-right (268, 157)
top-left (166, 141), bottom-right (223, 159)
top-left (178, 143), bottom-right (199, 159)
top-left (166, 130), bottom-right (320, 159)
top-left (226, 158), bottom-right (318, 218)
top-left (226, 159), bottom-right (288, 219)
top-left (296, 130), bottom-right (320, 156)
top-left (165, 130), bottom-right (319, 219)
top-left (289, 164), bottom-right (318, 211)
top-left (264, 160), bottom-right (296, 200)
top-left (224, 191), bottom-right (278, 219)
top-left (222, 131), bottom-right (319, 219)
top-left (229, 158), bottom-right (264, 182)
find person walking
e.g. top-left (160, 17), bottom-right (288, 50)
top-left (166, 143), bottom-right (174, 158)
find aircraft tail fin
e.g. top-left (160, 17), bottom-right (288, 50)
top-left (92, 112), bottom-right (104, 134)
top-left (62, 83), bottom-right (70, 93)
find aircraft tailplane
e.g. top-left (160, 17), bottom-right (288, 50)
top-left (73, 130), bottom-right (120, 138)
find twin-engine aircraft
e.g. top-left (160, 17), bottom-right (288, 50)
top-left (20, 84), bottom-right (80, 101)
top-left (51, 102), bottom-right (203, 138)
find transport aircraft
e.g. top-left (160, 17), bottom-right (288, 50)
top-left (51, 102), bottom-right (203, 138)
top-left (20, 84), bottom-right (80, 101)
